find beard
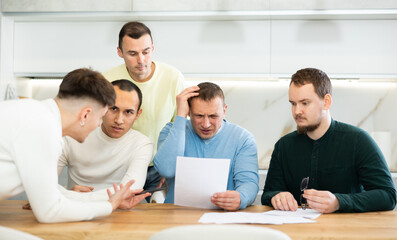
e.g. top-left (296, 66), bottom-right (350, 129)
top-left (296, 117), bottom-right (321, 134)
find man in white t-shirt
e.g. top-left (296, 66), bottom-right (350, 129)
top-left (0, 68), bottom-right (150, 223)
top-left (58, 80), bottom-right (153, 197)
top-left (103, 22), bottom-right (184, 193)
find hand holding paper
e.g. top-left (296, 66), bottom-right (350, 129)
top-left (174, 156), bottom-right (230, 209)
top-left (211, 190), bottom-right (241, 211)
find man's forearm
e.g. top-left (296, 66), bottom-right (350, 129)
top-left (153, 116), bottom-right (187, 178)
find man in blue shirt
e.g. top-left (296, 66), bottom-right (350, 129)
top-left (154, 82), bottom-right (259, 210)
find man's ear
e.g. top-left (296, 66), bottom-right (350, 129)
top-left (117, 47), bottom-right (123, 58)
top-left (223, 104), bottom-right (228, 117)
top-left (79, 107), bottom-right (92, 125)
top-left (136, 108), bottom-right (143, 119)
top-left (323, 94), bottom-right (332, 110)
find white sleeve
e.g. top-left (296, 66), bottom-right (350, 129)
top-left (120, 136), bottom-right (153, 189)
top-left (14, 121), bottom-right (112, 223)
top-left (57, 185), bottom-right (109, 201)
top-left (57, 137), bottom-right (69, 176)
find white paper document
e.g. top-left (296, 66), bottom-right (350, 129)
top-left (174, 156), bottom-right (230, 209)
top-left (263, 209), bottom-right (322, 220)
top-left (198, 209), bottom-right (322, 224)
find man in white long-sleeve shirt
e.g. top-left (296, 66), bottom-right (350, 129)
top-left (0, 68), bottom-right (150, 223)
top-left (58, 80), bottom-right (153, 197)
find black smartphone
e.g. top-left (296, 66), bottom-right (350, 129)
top-left (136, 186), bottom-right (166, 195)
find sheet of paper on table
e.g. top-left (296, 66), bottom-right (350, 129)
top-left (174, 156), bottom-right (230, 209)
top-left (263, 209), bottom-right (322, 220)
top-left (198, 209), bottom-right (322, 224)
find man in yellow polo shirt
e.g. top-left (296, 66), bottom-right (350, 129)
top-left (103, 22), bottom-right (184, 199)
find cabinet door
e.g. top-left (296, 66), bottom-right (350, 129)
top-left (271, 20), bottom-right (397, 77)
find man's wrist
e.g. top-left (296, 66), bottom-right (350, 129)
top-left (176, 113), bottom-right (187, 118)
top-left (176, 108), bottom-right (188, 118)
top-left (108, 200), bottom-right (116, 211)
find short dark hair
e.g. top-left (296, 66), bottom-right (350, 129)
top-left (111, 79), bottom-right (143, 111)
top-left (290, 68), bottom-right (332, 98)
top-left (188, 82), bottom-right (225, 106)
top-left (118, 21), bottom-right (152, 50)
top-left (57, 68), bottom-right (115, 107)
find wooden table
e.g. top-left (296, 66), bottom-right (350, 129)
top-left (1, 200), bottom-right (397, 240)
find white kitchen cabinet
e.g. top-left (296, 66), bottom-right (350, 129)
top-left (12, 20), bottom-right (271, 75)
top-left (1, 0), bottom-right (131, 12)
top-left (3, 0), bottom-right (397, 13)
top-left (132, 0), bottom-right (397, 12)
top-left (132, 0), bottom-right (270, 11)
top-left (271, 20), bottom-right (397, 77)
top-left (11, 19), bottom-right (397, 77)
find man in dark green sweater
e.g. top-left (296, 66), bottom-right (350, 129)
top-left (262, 68), bottom-right (396, 213)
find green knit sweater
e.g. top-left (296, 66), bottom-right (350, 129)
top-left (262, 119), bottom-right (396, 212)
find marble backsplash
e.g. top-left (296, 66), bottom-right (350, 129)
top-left (183, 79), bottom-right (397, 170)
top-left (17, 78), bottom-right (397, 170)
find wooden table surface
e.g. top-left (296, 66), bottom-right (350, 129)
top-left (1, 200), bottom-right (397, 240)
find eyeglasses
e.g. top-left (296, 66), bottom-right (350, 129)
top-left (300, 176), bottom-right (309, 210)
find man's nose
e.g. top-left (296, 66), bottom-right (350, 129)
top-left (294, 104), bottom-right (302, 115)
top-left (115, 112), bottom-right (124, 124)
top-left (202, 116), bottom-right (210, 128)
top-left (137, 53), bottom-right (144, 63)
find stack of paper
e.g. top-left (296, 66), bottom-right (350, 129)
top-left (198, 209), bottom-right (322, 224)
